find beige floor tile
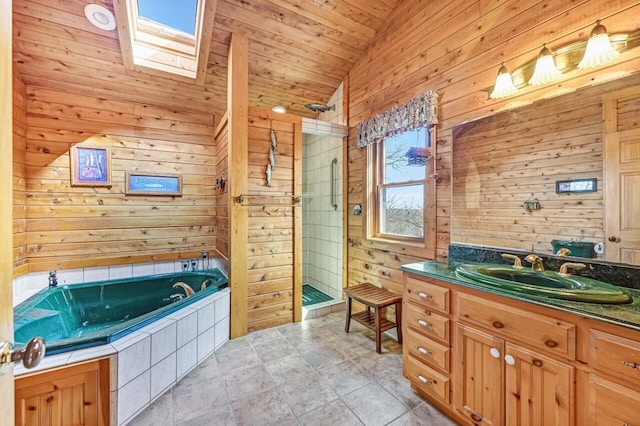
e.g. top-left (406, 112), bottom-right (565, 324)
top-left (222, 364), bottom-right (276, 402)
top-left (278, 372), bottom-right (338, 416)
top-left (342, 382), bottom-right (408, 426)
top-left (231, 388), bottom-right (296, 425)
top-left (297, 399), bottom-right (364, 426)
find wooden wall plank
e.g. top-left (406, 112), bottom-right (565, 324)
top-left (13, 70), bottom-right (27, 274)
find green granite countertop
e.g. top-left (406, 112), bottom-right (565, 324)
top-left (401, 260), bottom-right (640, 332)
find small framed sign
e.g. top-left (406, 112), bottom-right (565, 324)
top-left (555, 178), bottom-right (597, 194)
top-left (125, 172), bottom-right (182, 196)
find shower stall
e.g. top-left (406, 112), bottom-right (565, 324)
top-left (301, 131), bottom-right (343, 313)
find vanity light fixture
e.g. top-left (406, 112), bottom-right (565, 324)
top-left (489, 63), bottom-right (518, 99)
top-left (578, 20), bottom-right (620, 69)
top-left (271, 106), bottom-right (287, 114)
top-left (529, 44), bottom-right (562, 85)
top-left (84, 4), bottom-right (116, 31)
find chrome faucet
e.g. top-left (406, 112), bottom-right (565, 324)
top-left (524, 254), bottom-right (544, 272)
top-left (48, 271), bottom-right (58, 288)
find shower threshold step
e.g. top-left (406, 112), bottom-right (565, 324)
top-left (302, 298), bottom-right (345, 320)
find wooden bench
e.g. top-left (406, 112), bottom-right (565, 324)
top-left (344, 283), bottom-right (403, 354)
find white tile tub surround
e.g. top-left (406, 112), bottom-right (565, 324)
top-left (14, 288), bottom-right (231, 426)
top-left (12, 257), bottom-right (228, 306)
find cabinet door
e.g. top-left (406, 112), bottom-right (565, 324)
top-left (15, 360), bottom-right (106, 426)
top-left (504, 343), bottom-right (573, 426)
top-left (586, 373), bottom-right (640, 426)
top-left (454, 324), bottom-right (504, 426)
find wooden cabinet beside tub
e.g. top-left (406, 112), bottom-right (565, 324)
top-left (402, 270), bottom-right (640, 426)
top-left (15, 358), bottom-right (111, 426)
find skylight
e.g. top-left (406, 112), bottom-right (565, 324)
top-left (137, 0), bottom-right (198, 36)
top-left (114, 0), bottom-right (215, 84)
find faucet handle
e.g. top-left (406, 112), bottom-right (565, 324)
top-left (501, 253), bottom-right (523, 269)
top-left (524, 254), bottom-right (542, 263)
top-left (558, 262), bottom-right (586, 277)
top-left (555, 248), bottom-right (571, 256)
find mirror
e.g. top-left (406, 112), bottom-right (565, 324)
top-left (451, 71), bottom-right (640, 265)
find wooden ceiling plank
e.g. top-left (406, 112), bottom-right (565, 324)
top-left (215, 3), bottom-right (361, 62)
top-left (259, 0), bottom-right (376, 43)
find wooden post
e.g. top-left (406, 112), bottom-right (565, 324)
top-left (227, 33), bottom-right (249, 338)
top-left (0, 0), bottom-right (14, 417)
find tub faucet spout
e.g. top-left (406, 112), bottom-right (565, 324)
top-left (524, 254), bottom-right (544, 272)
top-left (48, 271), bottom-right (58, 288)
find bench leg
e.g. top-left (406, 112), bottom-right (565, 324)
top-left (375, 307), bottom-right (382, 354)
top-left (345, 295), bottom-right (352, 333)
top-left (395, 302), bottom-right (403, 344)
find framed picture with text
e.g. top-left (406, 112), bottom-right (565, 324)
top-left (125, 172), bottom-right (182, 196)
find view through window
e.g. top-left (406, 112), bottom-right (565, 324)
top-left (137, 0), bottom-right (198, 35)
top-left (375, 127), bottom-right (428, 240)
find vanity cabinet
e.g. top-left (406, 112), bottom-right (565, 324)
top-left (454, 305), bottom-right (574, 425)
top-left (403, 271), bottom-right (576, 426)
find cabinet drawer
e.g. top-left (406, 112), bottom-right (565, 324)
top-left (406, 302), bottom-right (450, 344)
top-left (405, 327), bottom-right (450, 373)
top-left (587, 373), bottom-right (640, 426)
top-left (457, 292), bottom-right (575, 359)
top-left (590, 329), bottom-right (640, 384)
top-left (405, 354), bottom-right (450, 404)
top-left (405, 276), bottom-right (450, 313)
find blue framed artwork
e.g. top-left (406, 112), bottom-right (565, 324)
top-left (555, 178), bottom-right (597, 194)
top-left (70, 145), bottom-right (112, 187)
top-left (126, 172), bottom-right (182, 196)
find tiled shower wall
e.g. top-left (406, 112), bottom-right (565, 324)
top-left (302, 133), bottom-right (343, 300)
top-left (302, 83), bottom-right (344, 300)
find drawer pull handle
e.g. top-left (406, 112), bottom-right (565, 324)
top-left (417, 346), bottom-right (433, 357)
top-left (544, 340), bottom-right (558, 348)
top-left (532, 359), bottom-right (543, 367)
top-left (623, 361), bottom-right (640, 371)
top-left (416, 374), bottom-right (433, 385)
top-left (504, 354), bottom-right (516, 366)
top-left (492, 321), bottom-right (504, 329)
top-left (417, 319), bottom-right (433, 328)
top-left (489, 347), bottom-right (500, 359)
top-left (416, 292), bottom-right (433, 300)
top-left (470, 413), bottom-right (483, 422)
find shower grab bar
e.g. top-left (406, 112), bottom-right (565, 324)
top-left (330, 157), bottom-right (338, 210)
top-left (236, 194), bottom-right (301, 207)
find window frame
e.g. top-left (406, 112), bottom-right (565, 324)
top-left (367, 126), bottom-right (437, 255)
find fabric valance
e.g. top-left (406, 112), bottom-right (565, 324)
top-left (357, 90), bottom-right (438, 148)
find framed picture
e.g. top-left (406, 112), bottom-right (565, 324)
top-left (70, 145), bottom-right (112, 187)
top-left (555, 178), bottom-right (597, 193)
top-left (125, 172), bottom-right (182, 196)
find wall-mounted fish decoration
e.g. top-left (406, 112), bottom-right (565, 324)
top-left (266, 163), bottom-right (272, 187)
top-left (270, 129), bottom-right (278, 154)
top-left (269, 147), bottom-right (276, 170)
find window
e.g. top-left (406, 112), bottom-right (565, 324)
top-left (114, 0), bottom-right (215, 84)
top-left (369, 127), bottom-right (436, 247)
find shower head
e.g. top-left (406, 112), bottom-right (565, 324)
top-left (304, 103), bottom-right (336, 113)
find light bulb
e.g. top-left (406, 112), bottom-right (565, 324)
top-left (490, 63), bottom-right (517, 99)
top-left (578, 21), bottom-right (620, 69)
top-left (529, 45), bottom-right (562, 85)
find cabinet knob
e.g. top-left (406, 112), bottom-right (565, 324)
top-left (492, 321), bottom-right (504, 329)
top-left (608, 236), bottom-right (621, 242)
top-left (489, 347), bottom-right (501, 359)
top-left (504, 354), bottom-right (516, 366)
top-left (544, 340), bottom-right (558, 348)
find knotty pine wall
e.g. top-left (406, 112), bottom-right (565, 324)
top-left (452, 72), bottom-right (640, 254)
top-left (22, 87), bottom-right (217, 272)
top-left (347, 0), bottom-right (640, 292)
top-left (215, 116), bottom-right (229, 260)
top-left (246, 107), bottom-right (302, 331)
top-left (13, 70), bottom-right (27, 275)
